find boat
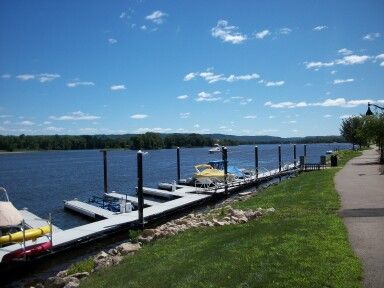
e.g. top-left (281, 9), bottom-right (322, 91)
top-left (207, 160), bottom-right (245, 179)
top-left (0, 225), bottom-right (51, 245)
top-left (208, 144), bottom-right (222, 154)
top-left (0, 187), bottom-right (24, 238)
top-left (326, 150), bottom-right (333, 155)
top-left (193, 164), bottom-right (235, 183)
top-left (2, 241), bottom-right (52, 262)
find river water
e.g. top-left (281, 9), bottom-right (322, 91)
top-left (0, 143), bottom-right (351, 229)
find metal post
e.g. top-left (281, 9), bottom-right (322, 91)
top-left (176, 147), bottom-right (180, 183)
top-left (304, 144), bottom-right (307, 158)
top-left (137, 151), bottom-right (144, 230)
top-left (49, 213), bottom-right (53, 248)
top-left (255, 146), bottom-right (259, 180)
top-left (102, 150), bottom-right (108, 194)
top-left (222, 147), bottom-right (228, 194)
top-left (278, 145), bottom-right (282, 172)
top-left (293, 144), bottom-right (297, 167)
top-left (22, 220), bottom-right (26, 260)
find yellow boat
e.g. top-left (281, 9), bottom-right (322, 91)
top-left (193, 164), bottom-right (235, 182)
top-left (0, 225), bottom-right (51, 245)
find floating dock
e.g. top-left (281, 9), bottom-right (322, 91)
top-left (0, 159), bottom-right (299, 263)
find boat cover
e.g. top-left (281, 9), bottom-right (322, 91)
top-left (0, 202), bottom-right (23, 227)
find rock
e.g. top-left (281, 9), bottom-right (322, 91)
top-left (212, 219), bottom-right (226, 226)
top-left (107, 248), bottom-right (119, 256)
top-left (111, 255), bottom-right (123, 265)
top-left (138, 235), bottom-right (153, 243)
top-left (223, 216), bottom-right (231, 221)
top-left (56, 270), bottom-right (68, 278)
top-left (244, 210), bottom-right (262, 220)
top-left (238, 192), bottom-right (252, 196)
top-left (94, 251), bottom-right (108, 261)
top-left (141, 229), bottom-right (156, 238)
top-left (45, 276), bottom-right (66, 288)
top-left (231, 209), bottom-right (246, 218)
top-left (116, 242), bottom-right (141, 255)
top-left (67, 272), bottom-right (89, 280)
top-left (266, 207), bottom-right (275, 213)
top-left (93, 258), bottom-right (114, 272)
top-left (63, 282), bottom-right (79, 288)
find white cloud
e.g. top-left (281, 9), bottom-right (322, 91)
top-left (145, 10), bottom-right (168, 24)
top-left (0, 115), bottom-right (12, 118)
top-left (183, 72), bottom-right (197, 81)
top-left (336, 55), bottom-right (371, 65)
top-left (193, 124), bottom-right (200, 128)
top-left (140, 25), bottom-right (147, 31)
top-left (363, 32), bottom-right (380, 41)
top-left (265, 101), bottom-right (308, 109)
top-left (265, 80), bottom-right (285, 87)
top-left (313, 98), bottom-right (372, 107)
top-left (288, 120), bottom-right (297, 123)
top-left (279, 28), bottom-right (292, 35)
top-left (255, 29), bottom-right (270, 39)
top-left (268, 115), bottom-right (276, 119)
top-left (243, 115), bottom-right (256, 119)
top-left (16, 74), bottom-right (35, 81)
top-left (211, 20), bottom-right (247, 44)
top-left (305, 61), bottom-right (334, 69)
top-left (323, 114), bottom-right (332, 118)
top-left (130, 114), bottom-right (148, 119)
top-left (340, 114), bottom-right (353, 119)
top-left (184, 69), bottom-right (259, 84)
top-left (376, 54), bottom-right (384, 60)
top-left (119, 12), bottom-right (126, 19)
top-left (313, 25), bottom-right (328, 31)
top-left (338, 48), bottom-right (353, 55)
top-left (108, 38), bottom-right (117, 44)
top-left (177, 95), bottom-right (188, 100)
top-left (43, 121), bottom-right (52, 125)
top-left (20, 120), bottom-right (34, 126)
top-left (67, 81), bottom-right (95, 88)
top-left (16, 73), bottom-right (60, 82)
top-left (1, 74), bottom-right (11, 79)
top-left (195, 91), bottom-right (221, 102)
top-left (333, 78), bottom-right (354, 84)
top-left (381, 62), bottom-right (384, 67)
top-left (46, 126), bottom-right (65, 132)
top-left (136, 127), bottom-right (172, 133)
top-left (3, 120), bottom-right (11, 125)
top-left (50, 111), bottom-right (100, 121)
top-left (110, 84), bottom-right (126, 91)
top-left (179, 112), bottom-right (190, 119)
top-left (330, 70), bottom-right (337, 75)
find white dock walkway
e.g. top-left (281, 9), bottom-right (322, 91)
top-left (64, 200), bottom-right (117, 219)
top-left (20, 209), bottom-right (63, 233)
top-left (105, 192), bottom-right (161, 207)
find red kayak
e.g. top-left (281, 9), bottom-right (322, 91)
top-left (2, 241), bottom-right (52, 262)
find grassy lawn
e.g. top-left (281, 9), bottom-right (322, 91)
top-left (81, 150), bottom-right (362, 288)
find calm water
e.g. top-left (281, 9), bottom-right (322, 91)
top-left (0, 143), bottom-right (351, 229)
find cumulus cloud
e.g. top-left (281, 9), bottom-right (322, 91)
top-left (195, 91), bottom-right (221, 102)
top-left (50, 111), bottom-right (100, 121)
top-left (67, 81), bottom-right (95, 88)
top-left (363, 32), bottom-right (380, 41)
top-left (130, 114), bottom-right (148, 119)
top-left (211, 20), bottom-right (247, 44)
top-left (177, 95), bottom-right (189, 100)
top-left (20, 120), bottom-right (34, 126)
top-left (243, 115), bottom-right (257, 119)
top-left (16, 73), bottom-right (60, 82)
top-left (108, 38), bottom-right (117, 44)
top-left (183, 69), bottom-right (259, 84)
top-left (338, 48), bottom-right (353, 55)
top-left (136, 127), bottom-right (172, 133)
top-left (333, 78), bottom-right (354, 84)
top-left (265, 98), bottom-right (380, 109)
top-left (16, 74), bottom-right (35, 81)
top-left (313, 25), bottom-right (328, 31)
top-left (340, 114), bottom-right (353, 119)
top-left (110, 84), bottom-right (126, 91)
top-left (305, 61), bottom-right (334, 69)
top-left (46, 126), bottom-right (65, 132)
top-left (1, 74), bottom-right (11, 79)
top-left (255, 29), bottom-right (270, 39)
top-left (179, 112), bottom-right (190, 119)
top-left (323, 114), bottom-right (332, 118)
top-left (265, 101), bottom-right (308, 108)
top-left (145, 10), bottom-right (168, 24)
top-left (279, 27), bottom-right (292, 35)
top-left (305, 54), bottom-right (371, 70)
top-left (265, 80), bottom-right (285, 87)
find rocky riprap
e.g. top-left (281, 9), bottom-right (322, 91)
top-left (26, 193), bottom-right (275, 288)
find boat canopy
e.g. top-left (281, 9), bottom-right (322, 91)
top-left (0, 202), bottom-right (23, 227)
top-left (208, 161), bottom-right (244, 178)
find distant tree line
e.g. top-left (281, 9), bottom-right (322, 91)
top-left (0, 133), bottom-right (238, 152)
top-left (0, 132), bottom-right (346, 152)
top-left (340, 114), bottom-right (384, 163)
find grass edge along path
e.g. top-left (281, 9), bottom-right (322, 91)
top-left (81, 150), bottom-right (363, 288)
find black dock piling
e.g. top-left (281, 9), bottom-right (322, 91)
top-left (255, 146), bottom-right (259, 179)
top-left (222, 147), bottom-right (228, 194)
top-left (137, 150), bottom-right (144, 230)
top-left (278, 145), bottom-right (282, 172)
top-left (176, 147), bottom-right (181, 184)
top-left (102, 150), bottom-right (108, 194)
top-left (304, 144), bottom-right (307, 158)
top-left (293, 144), bottom-right (297, 167)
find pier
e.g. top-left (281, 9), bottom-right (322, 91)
top-left (0, 145), bottom-right (322, 263)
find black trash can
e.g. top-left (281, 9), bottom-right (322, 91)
top-left (330, 155), bottom-right (338, 167)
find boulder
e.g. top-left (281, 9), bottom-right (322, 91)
top-left (141, 229), bottom-right (156, 238)
top-left (94, 251), bottom-right (108, 261)
top-left (56, 270), bottom-right (68, 278)
top-left (61, 277), bottom-right (80, 288)
top-left (238, 191), bottom-right (252, 196)
top-left (111, 255), bottom-right (123, 265)
top-left (266, 207), bottom-right (275, 213)
top-left (116, 242), bottom-right (141, 255)
top-left (67, 272), bottom-right (89, 280)
top-left (45, 276), bottom-right (66, 288)
top-left (138, 235), bottom-right (153, 243)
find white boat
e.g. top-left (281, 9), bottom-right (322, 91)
top-left (208, 144), bottom-right (222, 154)
top-left (326, 150), bottom-right (333, 155)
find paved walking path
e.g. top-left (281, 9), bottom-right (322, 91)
top-left (335, 149), bottom-right (384, 288)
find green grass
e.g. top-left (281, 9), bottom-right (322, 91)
top-left (67, 257), bottom-right (95, 275)
top-left (81, 150), bottom-right (362, 288)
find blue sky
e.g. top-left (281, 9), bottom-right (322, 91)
top-left (0, 0), bottom-right (383, 137)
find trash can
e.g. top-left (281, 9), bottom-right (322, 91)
top-left (330, 155), bottom-right (338, 167)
